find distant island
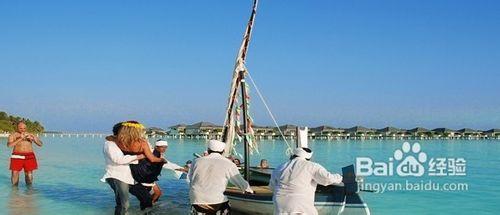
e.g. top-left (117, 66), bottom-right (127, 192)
top-left (0, 111), bottom-right (44, 134)
top-left (145, 122), bottom-right (500, 140)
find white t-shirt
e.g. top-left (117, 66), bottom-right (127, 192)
top-left (101, 141), bottom-right (138, 185)
top-left (270, 157), bottom-right (343, 215)
top-left (188, 153), bottom-right (253, 204)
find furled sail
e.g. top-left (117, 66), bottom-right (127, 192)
top-left (222, 0), bottom-right (259, 157)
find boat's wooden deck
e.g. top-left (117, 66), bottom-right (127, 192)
top-left (225, 185), bottom-right (273, 197)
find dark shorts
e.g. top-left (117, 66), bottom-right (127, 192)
top-left (129, 183), bottom-right (153, 210)
top-left (191, 201), bottom-right (231, 215)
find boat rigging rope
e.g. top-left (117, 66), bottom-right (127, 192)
top-left (247, 71), bottom-right (293, 155)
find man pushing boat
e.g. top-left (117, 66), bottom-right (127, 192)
top-left (188, 140), bottom-right (254, 214)
top-left (270, 147), bottom-right (343, 215)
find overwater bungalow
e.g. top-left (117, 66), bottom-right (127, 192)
top-left (432, 128), bottom-right (458, 139)
top-left (276, 124), bottom-right (298, 139)
top-left (185, 122), bottom-right (223, 139)
top-left (310, 126), bottom-right (345, 140)
top-left (146, 127), bottom-right (167, 137)
top-left (253, 125), bottom-right (275, 139)
top-left (168, 124), bottom-right (187, 138)
top-left (345, 126), bottom-right (376, 139)
top-left (456, 128), bottom-right (482, 139)
top-left (376, 127), bottom-right (406, 139)
top-left (484, 129), bottom-right (500, 139)
top-left (407, 127), bottom-right (433, 139)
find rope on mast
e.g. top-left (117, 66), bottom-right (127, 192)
top-left (247, 71), bottom-right (293, 155)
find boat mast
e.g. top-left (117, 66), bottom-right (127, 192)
top-left (222, 0), bottom-right (258, 168)
top-left (240, 75), bottom-right (250, 181)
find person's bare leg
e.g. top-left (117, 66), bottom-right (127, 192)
top-left (152, 185), bottom-right (162, 203)
top-left (25, 171), bottom-right (33, 186)
top-left (11, 171), bottom-right (20, 186)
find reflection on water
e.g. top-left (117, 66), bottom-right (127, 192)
top-left (9, 186), bottom-right (39, 215)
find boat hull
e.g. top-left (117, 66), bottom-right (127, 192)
top-left (226, 186), bottom-right (370, 215)
top-left (227, 166), bottom-right (370, 215)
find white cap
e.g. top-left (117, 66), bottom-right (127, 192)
top-left (293, 147), bottom-right (313, 159)
top-left (155, 140), bottom-right (169, 147)
top-left (208, 140), bottom-right (225, 152)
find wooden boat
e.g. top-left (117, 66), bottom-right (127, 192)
top-left (226, 165), bottom-right (370, 215)
top-left (219, 0), bottom-right (371, 214)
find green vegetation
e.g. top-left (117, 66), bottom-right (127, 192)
top-left (0, 111), bottom-right (44, 133)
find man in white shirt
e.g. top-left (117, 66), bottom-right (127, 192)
top-left (188, 140), bottom-right (254, 214)
top-left (270, 147), bottom-right (343, 215)
top-left (101, 123), bottom-right (144, 215)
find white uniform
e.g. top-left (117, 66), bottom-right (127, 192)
top-left (270, 157), bottom-right (343, 215)
top-left (188, 153), bottom-right (253, 205)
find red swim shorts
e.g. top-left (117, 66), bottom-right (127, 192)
top-left (10, 152), bottom-right (38, 172)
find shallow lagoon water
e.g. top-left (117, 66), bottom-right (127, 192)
top-left (0, 137), bottom-right (499, 214)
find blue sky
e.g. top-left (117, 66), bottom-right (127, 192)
top-left (0, 0), bottom-right (499, 132)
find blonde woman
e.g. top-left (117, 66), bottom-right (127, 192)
top-left (115, 121), bottom-right (164, 163)
top-left (102, 122), bottom-right (145, 215)
top-left (116, 121), bottom-right (165, 211)
top-left (102, 121), bottom-right (165, 214)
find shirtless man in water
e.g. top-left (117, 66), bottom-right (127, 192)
top-left (7, 122), bottom-right (43, 186)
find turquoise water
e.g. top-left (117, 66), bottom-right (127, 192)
top-left (1, 137), bottom-right (499, 214)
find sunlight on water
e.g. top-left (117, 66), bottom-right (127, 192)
top-left (0, 137), bottom-right (499, 214)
